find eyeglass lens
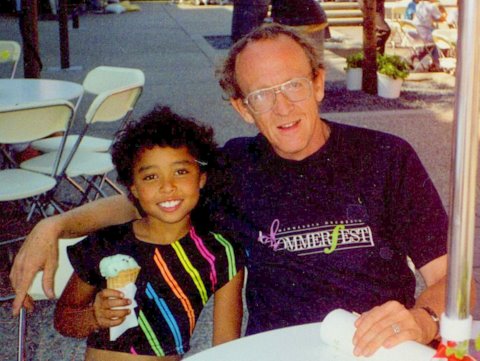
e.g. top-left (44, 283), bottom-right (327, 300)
top-left (246, 78), bottom-right (312, 114)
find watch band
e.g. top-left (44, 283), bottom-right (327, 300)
top-left (420, 306), bottom-right (440, 339)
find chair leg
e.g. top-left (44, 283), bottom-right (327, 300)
top-left (102, 176), bottom-right (124, 195)
top-left (18, 307), bottom-right (26, 361)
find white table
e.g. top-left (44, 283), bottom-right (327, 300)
top-left (0, 78), bottom-right (83, 155)
top-left (184, 322), bottom-right (354, 361)
top-left (184, 320), bottom-right (480, 361)
top-left (0, 78), bottom-right (83, 107)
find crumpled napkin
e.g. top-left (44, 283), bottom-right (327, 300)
top-left (110, 282), bottom-right (138, 341)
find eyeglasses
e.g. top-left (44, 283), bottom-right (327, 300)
top-left (243, 77), bottom-right (313, 114)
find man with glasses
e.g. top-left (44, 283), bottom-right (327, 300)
top-left (11, 24), bottom-right (450, 357)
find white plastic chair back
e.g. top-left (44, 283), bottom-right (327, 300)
top-left (20, 86), bottom-right (142, 202)
top-left (29, 237), bottom-right (85, 300)
top-left (31, 67), bottom-right (144, 154)
top-left (0, 100), bottom-right (74, 215)
top-left (82, 66), bottom-right (145, 95)
top-left (0, 100), bottom-right (74, 144)
top-left (432, 33), bottom-right (457, 72)
top-left (85, 84), bottom-right (143, 124)
top-left (0, 40), bottom-right (21, 79)
top-left (432, 33), bottom-right (454, 53)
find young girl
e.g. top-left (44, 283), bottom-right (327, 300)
top-left (54, 106), bottom-right (245, 361)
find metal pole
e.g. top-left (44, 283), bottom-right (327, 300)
top-left (442, 0), bottom-right (480, 342)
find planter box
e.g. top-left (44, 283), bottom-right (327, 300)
top-left (346, 68), bottom-right (362, 91)
top-left (377, 72), bottom-right (403, 99)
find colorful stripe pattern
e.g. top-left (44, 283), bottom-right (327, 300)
top-left (146, 282), bottom-right (185, 354)
top-left (190, 227), bottom-right (217, 291)
top-left (138, 310), bottom-right (165, 357)
top-left (211, 232), bottom-right (237, 280)
top-left (153, 248), bottom-right (196, 335)
top-left (137, 228), bottom-right (240, 356)
top-left (171, 241), bottom-right (208, 305)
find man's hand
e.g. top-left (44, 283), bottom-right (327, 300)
top-left (352, 301), bottom-right (435, 357)
top-left (9, 218), bottom-right (60, 316)
top-left (93, 289), bottom-right (131, 328)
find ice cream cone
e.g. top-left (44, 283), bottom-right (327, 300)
top-left (107, 267), bottom-right (140, 289)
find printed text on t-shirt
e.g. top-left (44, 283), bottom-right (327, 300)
top-left (257, 219), bottom-right (374, 256)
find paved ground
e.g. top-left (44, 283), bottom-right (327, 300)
top-left (0, 3), bottom-right (479, 360)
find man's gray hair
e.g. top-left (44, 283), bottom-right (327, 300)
top-left (216, 23), bottom-right (324, 100)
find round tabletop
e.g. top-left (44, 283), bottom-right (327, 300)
top-left (184, 322), bottom-right (354, 361)
top-left (184, 319), bottom-right (480, 361)
top-left (0, 78), bottom-right (83, 107)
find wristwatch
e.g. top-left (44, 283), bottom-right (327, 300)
top-left (420, 306), bottom-right (440, 339)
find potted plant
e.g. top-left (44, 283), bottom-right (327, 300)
top-left (344, 51), bottom-right (363, 91)
top-left (376, 53), bottom-right (410, 99)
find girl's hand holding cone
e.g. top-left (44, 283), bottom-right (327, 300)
top-left (93, 288), bottom-right (132, 328)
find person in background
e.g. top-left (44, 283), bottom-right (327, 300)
top-left (405, 0), bottom-right (420, 20)
top-left (231, 0), bottom-right (329, 61)
top-left (446, 1), bottom-right (458, 29)
top-left (414, 0), bottom-right (447, 70)
top-left (270, 0), bottom-right (329, 62)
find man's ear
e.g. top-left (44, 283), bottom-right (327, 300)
top-left (230, 97), bottom-right (255, 124)
top-left (312, 68), bottom-right (325, 103)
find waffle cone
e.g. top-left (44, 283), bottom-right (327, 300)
top-left (107, 268), bottom-right (140, 289)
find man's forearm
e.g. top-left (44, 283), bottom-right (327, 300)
top-left (413, 275), bottom-right (476, 343)
top-left (412, 276), bottom-right (446, 342)
top-left (51, 195), bottom-right (138, 238)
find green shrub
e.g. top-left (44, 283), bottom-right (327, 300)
top-left (345, 51), bottom-right (364, 70)
top-left (376, 53), bottom-right (410, 80)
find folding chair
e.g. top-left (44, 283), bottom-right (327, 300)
top-left (1, 237), bottom-right (85, 361)
top-left (0, 100), bottom-right (75, 220)
top-left (0, 40), bottom-right (21, 79)
top-left (397, 19), bottom-right (435, 72)
top-left (0, 100), bottom-right (74, 361)
top-left (0, 293), bottom-right (26, 361)
top-left (32, 66), bottom-right (145, 154)
top-left (20, 84), bottom-right (143, 204)
top-left (432, 32), bottom-right (456, 74)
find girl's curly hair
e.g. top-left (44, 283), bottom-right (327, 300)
top-left (111, 105), bottom-right (217, 191)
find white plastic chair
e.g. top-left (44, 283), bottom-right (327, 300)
top-left (397, 19), bottom-right (435, 72)
top-left (29, 237), bottom-right (85, 300)
top-left (1, 237), bottom-right (85, 361)
top-left (21, 83), bottom-right (143, 204)
top-left (0, 100), bottom-right (74, 361)
top-left (432, 32), bottom-right (456, 73)
top-left (32, 66), bottom-right (145, 154)
top-left (0, 100), bottom-right (75, 219)
top-left (0, 40), bottom-right (21, 79)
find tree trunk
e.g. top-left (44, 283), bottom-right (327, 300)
top-left (361, 0), bottom-right (377, 94)
top-left (58, 0), bottom-right (70, 69)
top-left (21, 0), bottom-right (41, 78)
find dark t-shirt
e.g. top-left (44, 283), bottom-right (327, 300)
top-left (67, 223), bottom-right (244, 356)
top-left (209, 120), bottom-right (447, 335)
